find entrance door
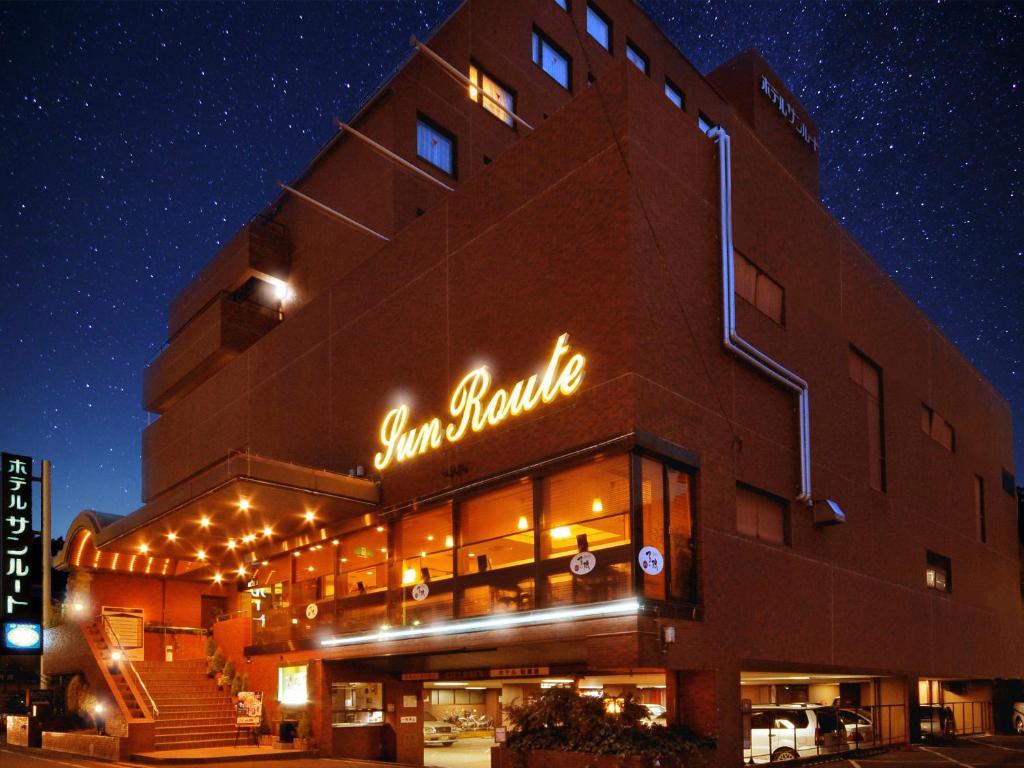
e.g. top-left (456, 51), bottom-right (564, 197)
top-left (201, 595), bottom-right (228, 629)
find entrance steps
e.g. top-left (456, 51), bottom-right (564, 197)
top-left (134, 659), bottom-right (240, 751)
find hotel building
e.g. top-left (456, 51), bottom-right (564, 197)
top-left (47, 0), bottom-right (1023, 764)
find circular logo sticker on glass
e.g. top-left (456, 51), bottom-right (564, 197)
top-left (569, 551), bottom-right (597, 576)
top-left (305, 603), bottom-right (318, 620)
top-left (638, 546), bottom-right (664, 576)
top-left (412, 583), bottom-right (430, 602)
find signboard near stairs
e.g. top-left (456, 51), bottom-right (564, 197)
top-left (101, 606), bottom-right (145, 661)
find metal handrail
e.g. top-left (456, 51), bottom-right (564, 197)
top-left (99, 614), bottom-right (159, 718)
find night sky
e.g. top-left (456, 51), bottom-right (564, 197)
top-left (1, 1), bottom-right (1020, 536)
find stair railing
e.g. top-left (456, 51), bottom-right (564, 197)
top-left (98, 614), bottom-right (159, 719)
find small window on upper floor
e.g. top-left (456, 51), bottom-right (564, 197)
top-left (586, 3), bottom-right (612, 51)
top-left (416, 116), bottom-right (456, 176)
top-left (625, 40), bottom-right (649, 75)
top-left (664, 78), bottom-right (685, 110)
top-left (848, 346), bottom-right (886, 492)
top-left (553, 0), bottom-right (569, 10)
top-left (921, 404), bottom-right (955, 452)
top-left (733, 250), bottom-right (784, 324)
top-left (532, 27), bottom-right (571, 90)
top-left (736, 485), bottom-right (787, 546)
top-left (468, 63), bottom-right (515, 128)
top-left (698, 111), bottom-right (715, 136)
top-left (974, 475), bottom-right (986, 544)
top-left (926, 551), bottom-right (952, 593)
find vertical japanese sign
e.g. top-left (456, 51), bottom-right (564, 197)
top-left (2, 452), bottom-right (42, 654)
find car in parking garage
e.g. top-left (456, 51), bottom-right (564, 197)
top-left (1013, 702), bottom-right (1024, 735)
top-left (919, 705), bottom-right (956, 739)
top-left (746, 704), bottom-right (848, 762)
top-left (423, 711), bottom-right (458, 747)
top-left (838, 708), bottom-right (875, 744)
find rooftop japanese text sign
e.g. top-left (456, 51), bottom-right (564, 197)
top-left (374, 333), bottom-right (586, 470)
top-left (2, 453), bottom-right (42, 654)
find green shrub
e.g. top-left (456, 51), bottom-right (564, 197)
top-left (223, 660), bottom-right (236, 681)
top-left (504, 687), bottom-right (714, 766)
top-left (230, 673), bottom-right (243, 696)
top-left (208, 647), bottom-right (226, 677)
top-left (241, 673), bottom-right (250, 692)
top-left (204, 635), bottom-right (216, 658)
top-left (296, 709), bottom-right (312, 740)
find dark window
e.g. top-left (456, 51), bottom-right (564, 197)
top-left (586, 3), bottom-right (612, 51)
top-left (640, 457), bottom-right (697, 603)
top-left (926, 551), bottom-right (952, 593)
top-left (921, 404), bottom-right (955, 452)
top-left (532, 27), bottom-right (571, 90)
top-left (416, 115), bottom-right (456, 176)
top-left (664, 78), bottom-right (685, 110)
top-left (736, 485), bottom-right (787, 545)
top-left (848, 347), bottom-right (886, 492)
top-left (625, 40), bottom-right (648, 74)
top-left (698, 111), bottom-right (715, 136)
top-left (734, 250), bottom-right (784, 324)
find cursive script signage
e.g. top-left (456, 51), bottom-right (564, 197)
top-left (373, 333), bottom-right (586, 470)
top-left (760, 75), bottom-right (818, 152)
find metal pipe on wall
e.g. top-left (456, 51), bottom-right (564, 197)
top-left (709, 127), bottom-right (812, 504)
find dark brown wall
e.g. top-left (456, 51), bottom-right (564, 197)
top-left (136, 0), bottom-right (1021, 687)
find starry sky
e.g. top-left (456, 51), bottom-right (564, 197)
top-left (1, 1), bottom-right (1021, 536)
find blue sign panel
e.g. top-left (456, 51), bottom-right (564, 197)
top-left (1, 452), bottom-right (42, 654)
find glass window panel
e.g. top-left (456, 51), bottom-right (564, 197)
top-left (542, 456), bottom-right (630, 559)
top-left (641, 457), bottom-right (665, 600)
top-left (667, 470), bottom-right (695, 602)
top-left (396, 504), bottom-right (453, 584)
top-left (755, 272), bottom-right (784, 323)
top-left (734, 251), bottom-right (757, 305)
top-left (470, 65), bottom-right (515, 127)
top-left (339, 525), bottom-right (389, 595)
top-left (278, 665), bottom-right (308, 705)
top-left (461, 577), bottom-right (534, 617)
top-left (416, 119), bottom-right (454, 174)
top-left (665, 81), bottom-right (684, 109)
top-left (533, 30), bottom-right (570, 89)
top-left (625, 42), bottom-right (648, 74)
top-left (460, 481), bottom-right (534, 571)
top-left (586, 5), bottom-right (610, 50)
top-left (737, 486), bottom-right (785, 545)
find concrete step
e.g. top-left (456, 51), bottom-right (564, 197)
top-left (153, 736), bottom-right (241, 751)
top-left (156, 723), bottom-right (237, 736)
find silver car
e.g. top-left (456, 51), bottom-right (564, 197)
top-left (423, 710), bottom-right (457, 747)
top-left (837, 708), bottom-right (874, 745)
top-left (745, 704), bottom-right (848, 763)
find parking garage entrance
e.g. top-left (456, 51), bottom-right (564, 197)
top-left (416, 669), bottom-right (669, 768)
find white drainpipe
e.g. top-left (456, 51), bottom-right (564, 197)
top-left (709, 127), bottom-right (812, 504)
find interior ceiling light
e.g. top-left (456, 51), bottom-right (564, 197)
top-left (305, 511), bottom-right (315, 522)
top-left (239, 499), bottom-right (250, 511)
top-left (237, 566), bottom-right (247, 576)
top-left (226, 538), bottom-right (236, 549)
top-left (200, 516), bottom-right (210, 528)
top-left (138, 544), bottom-right (149, 554)
top-left (592, 498), bottom-right (603, 514)
top-left (376, 525), bottom-right (385, 533)
top-left (166, 532), bottom-right (177, 541)
top-left (293, 552), bottom-right (301, 558)
top-left (196, 549), bottom-right (206, 561)
top-left (517, 516), bottom-right (529, 530)
top-left (213, 572), bottom-right (223, 584)
top-left (263, 526), bottom-right (273, 537)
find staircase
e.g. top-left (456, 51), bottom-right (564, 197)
top-left (81, 618), bottom-right (152, 722)
top-left (135, 659), bottom-right (240, 751)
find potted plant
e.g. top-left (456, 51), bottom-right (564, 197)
top-left (230, 672), bottom-right (243, 700)
top-left (208, 646), bottom-right (225, 679)
top-left (294, 710), bottom-right (314, 751)
top-left (220, 658), bottom-right (235, 690)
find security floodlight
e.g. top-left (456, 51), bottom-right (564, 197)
top-left (813, 499), bottom-right (846, 526)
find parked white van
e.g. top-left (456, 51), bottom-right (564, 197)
top-left (745, 704), bottom-right (848, 762)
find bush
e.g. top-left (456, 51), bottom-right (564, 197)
top-left (223, 660), bottom-right (236, 681)
top-left (241, 673), bottom-right (250, 692)
top-left (205, 635), bottom-right (217, 658)
top-left (296, 710), bottom-right (312, 740)
top-left (504, 687), bottom-right (714, 766)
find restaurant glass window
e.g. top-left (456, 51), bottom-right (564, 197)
top-left (394, 503), bottom-right (454, 626)
top-left (459, 480), bottom-right (535, 573)
top-left (540, 456), bottom-right (630, 559)
top-left (332, 682), bottom-right (383, 725)
top-left (338, 526), bottom-right (389, 595)
top-left (667, 468), bottom-right (696, 602)
top-left (640, 457), bottom-right (666, 600)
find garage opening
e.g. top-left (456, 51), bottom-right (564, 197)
top-left (919, 679), bottom-right (994, 737)
top-left (741, 671), bottom-right (906, 763)
top-left (423, 672), bottom-right (668, 768)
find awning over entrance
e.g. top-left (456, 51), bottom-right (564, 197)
top-left (59, 452), bottom-right (379, 579)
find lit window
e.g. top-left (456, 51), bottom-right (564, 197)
top-left (736, 486), bottom-right (786, 545)
top-left (396, 504), bottom-right (453, 583)
top-left (532, 28), bottom-right (571, 90)
top-left (625, 41), bottom-right (648, 75)
top-left (921, 404), bottom-right (955, 452)
top-left (586, 4), bottom-right (611, 51)
top-left (664, 79), bottom-right (685, 110)
top-left (641, 458), bottom-right (696, 603)
top-left (541, 456), bottom-right (630, 559)
top-left (734, 250), bottom-right (784, 324)
top-left (848, 347), bottom-right (886, 492)
top-left (416, 117), bottom-right (455, 176)
top-left (698, 111), bottom-right (715, 136)
top-left (926, 551), bottom-right (951, 593)
top-left (338, 525), bottom-right (389, 595)
top-left (468, 64), bottom-right (515, 127)
top-left (460, 483), bottom-right (535, 571)
top-left (278, 664), bottom-right (308, 705)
